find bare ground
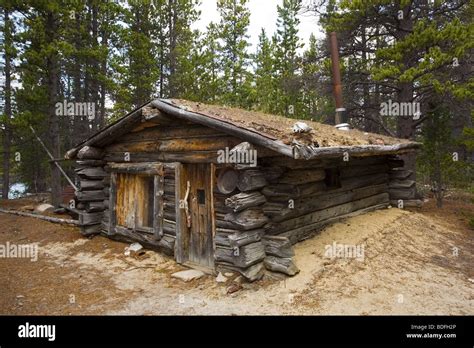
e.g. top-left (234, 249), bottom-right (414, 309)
top-left (0, 196), bottom-right (472, 315)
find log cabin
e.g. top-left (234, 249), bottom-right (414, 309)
top-left (65, 99), bottom-right (422, 281)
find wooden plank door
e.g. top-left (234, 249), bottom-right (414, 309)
top-left (182, 163), bottom-right (214, 269)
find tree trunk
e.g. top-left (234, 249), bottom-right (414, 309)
top-left (2, 8), bottom-right (12, 200)
top-left (46, 11), bottom-right (62, 207)
top-left (99, 6), bottom-right (109, 130)
top-left (396, 4), bottom-right (417, 194)
top-left (90, 2), bottom-right (100, 131)
top-left (168, 0), bottom-right (177, 97)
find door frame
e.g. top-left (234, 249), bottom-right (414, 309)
top-left (108, 162), bottom-right (175, 239)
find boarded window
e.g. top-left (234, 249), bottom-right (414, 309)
top-left (136, 176), bottom-right (155, 229)
top-left (324, 168), bottom-right (341, 189)
top-left (115, 173), bottom-right (157, 232)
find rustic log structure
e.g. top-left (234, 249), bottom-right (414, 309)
top-left (65, 99), bottom-right (421, 281)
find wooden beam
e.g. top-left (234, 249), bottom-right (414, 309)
top-left (154, 167), bottom-right (164, 239)
top-left (108, 172), bottom-right (117, 235)
top-left (292, 143), bottom-right (421, 160)
top-left (30, 125), bottom-right (78, 190)
top-left (174, 163), bottom-right (186, 263)
top-left (106, 162), bottom-right (164, 175)
top-left (0, 208), bottom-right (80, 225)
top-left (104, 151), bottom-right (218, 163)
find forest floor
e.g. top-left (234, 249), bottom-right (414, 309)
top-left (0, 192), bottom-right (472, 315)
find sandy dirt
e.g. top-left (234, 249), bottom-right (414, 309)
top-left (0, 196), bottom-right (472, 315)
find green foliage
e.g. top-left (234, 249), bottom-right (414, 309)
top-left (216, 0), bottom-right (252, 107)
top-left (274, 0), bottom-right (304, 117)
top-left (418, 105), bottom-right (474, 205)
top-left (254, 29), bottom-right (276, 113)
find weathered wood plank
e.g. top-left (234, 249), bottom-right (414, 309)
top-left (264, 256), bottom-right (299, 276)
top-left (121, 124), bottom-right (228, 142)
top-left (76, 159), bottom-right (106, 167)
top-left (76, 190), bottom-right (105, 202)
top-left (293, 143), bottom-right (419, 160)
top-left (225, 191), bottom-right (266, 212)
top-left (237, 169), bottom-right (267, 192)
top-left (76, 167), bottom-right (107, 179)
top-left (278, 168), bottom-right (325, 185)
top-left (154, 170), bottom-right (164, 239)
top-left (263, 183), bottom-right (388, 222)
top-left (224, 208), bottom-right (269, 230)
top-left (262, 236), bottom-right (295, 258)
top-left (80, 180), bottom-right (104, 191)
top-left (174, 163), bottom-right (186, 263)
top-left (389, 180), bottom-right (415, 189)
top-left (389, 169), bottom-right (413, 180)
top-left (77, 146), bottom-right (104, 160)
top-left (215, 262), bottom-right (265, 282)
top-left (228, 229), bottom-right (264, 248)
top-left (104, 151), bottom-right (218, 163)
top-left (105, 137), bottom-right (240, 153)
top-left (214, 241), bottom-right (265, 268)
top-left (105, 162), bottom-right (164, 175)
top-left (263, 172), bottom-right (388, 201)
top-left (85, 201), bottom-right (106, 212)
top-left (261, 154), bottom-right (388, 169)
top-left (108, 173), bottom-right (117, 235)
top-left (78, 211), bottom-right (103, 226)
top-left (267, 193), bottom-right (389, 234)
top-left (340, 163), bottom-right (389, 179)
top-left (389, 187), bottom-right (416, 200)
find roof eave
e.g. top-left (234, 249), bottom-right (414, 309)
top-left (292, 142), bottom-right (422, 160)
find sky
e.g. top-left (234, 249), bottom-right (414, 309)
top-left (193, 0), bottom-right (324, 52)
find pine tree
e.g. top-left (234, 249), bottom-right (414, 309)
top-left (112, 0), bottom-right (159, 115)
top-left (301, 33), bottom-right (330, 121)
top-left (274, 0), bottom-right (303, 117)
top-left (254, 29), bottom-right (276, 113)
top-left (166, 0), bottom-right (200, 98)
top-left (195, 22), bottom-right (222, 102)
top-left (216, 0), bottom-right (251, 107)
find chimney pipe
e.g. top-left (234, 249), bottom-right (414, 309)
top-left (329, 32), bottom-right (346, 126)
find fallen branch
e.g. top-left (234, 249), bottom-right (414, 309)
top-left (0, 208), bottom-right (80, 226)
top-left (123, 266), bottom-right (156, 272)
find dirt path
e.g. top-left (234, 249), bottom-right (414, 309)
top-left (0, 199), bottom-right (472, 315)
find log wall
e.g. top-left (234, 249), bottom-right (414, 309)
top-left (74, 147), bottom-right (107, 236)
top-left (213, 155), bottom-right (393, 280)
top-left (387, 155), bottom-right (423, 208)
